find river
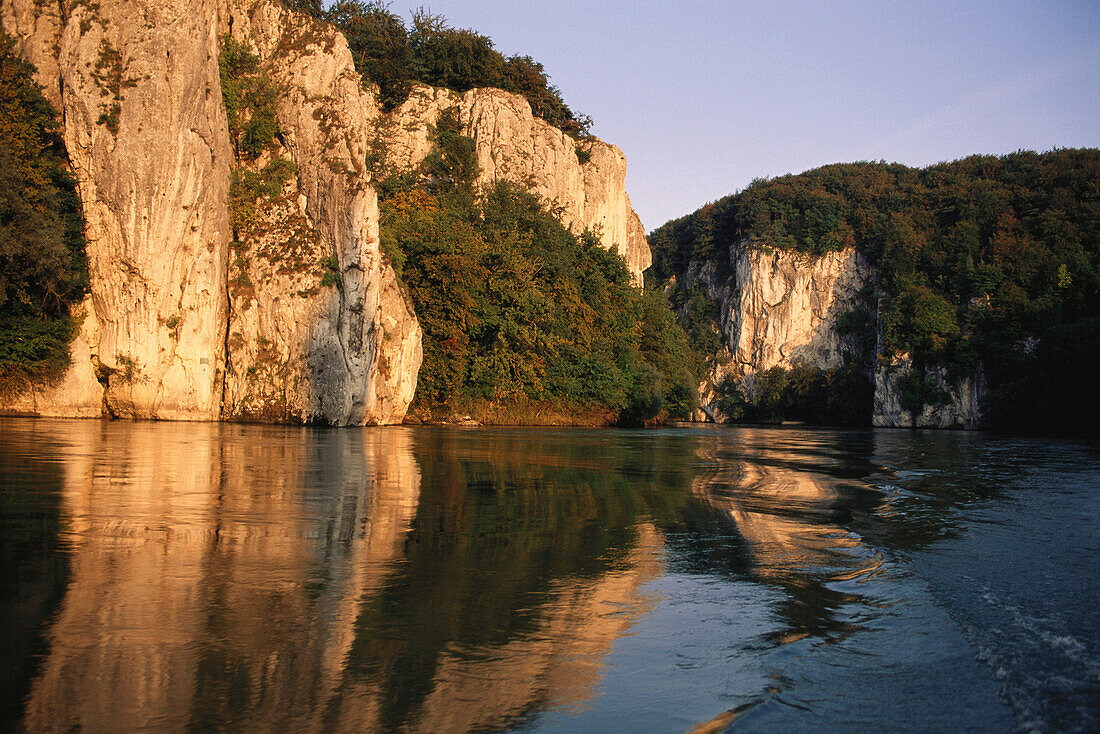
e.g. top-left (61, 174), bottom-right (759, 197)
top-left (0, 418), bottom-right (1097, 732)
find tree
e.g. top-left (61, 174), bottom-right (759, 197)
top-left (0, 31), bottom-right (86, 391)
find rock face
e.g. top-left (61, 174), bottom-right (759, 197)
top-left (873, 356), bottom-right (986, 429)
top-left (683, 242), bottom-right (871, 418)
top-left (723, 245), bottom-right (869, 377)
top-left (5, 0), bottom-right (233, 420)
top-left (684, 240), bottom-right (986, 427)
top-left (384, 85), bottom-right (651, 284)
top-left (1, 0), bottom-right (421, 424)
top-left (221, 0), bottom-right (421, 424)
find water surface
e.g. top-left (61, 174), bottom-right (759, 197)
top-left (1, 419), bottom-right (1097, 732)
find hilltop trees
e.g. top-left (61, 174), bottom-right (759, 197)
top-left (297, 1), bottom-right (592, 136)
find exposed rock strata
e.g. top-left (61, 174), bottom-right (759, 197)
top-left (384, 85), bottom-right (651, 284)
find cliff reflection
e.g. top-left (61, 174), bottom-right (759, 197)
top-left (691, 429), bottom-right (887, 643)
top-left (15, 424), bottom-right (683, 733)
top-left (325, 429), bottom-right (674, 732)
top-left (20, 421), bottom-right (422, 732)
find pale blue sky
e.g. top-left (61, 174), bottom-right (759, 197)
top-left (373, 1), bottom-right (1100, 231)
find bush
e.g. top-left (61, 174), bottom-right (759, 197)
top-left (219, 36), bottom-right (280, 160)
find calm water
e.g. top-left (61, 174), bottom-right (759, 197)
top-left (1, 419), bottom-right (1097, 733)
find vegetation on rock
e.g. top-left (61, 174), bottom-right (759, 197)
top-left (650, 150), bottom-right (1100, 432)
top-left (0, 32), bottom-right (87, 395)
top-left (291, 0), bottom-right (592, 136)
top-left (380, 108), bottom-right (695, 424)
top-left (714, 365), bottom-right (874, 427)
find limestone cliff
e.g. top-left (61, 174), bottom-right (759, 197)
top-left (2, 0), bottom-right (652, 424)
top-left (5, 0), bottom-right (233, 420)
top-left (1, 0), bottom-right (421, 424)
top-left (220, 0), bottom-right (420, 424)
top-left (382, 84), bottom-right (651, 284)
top-left (680, 240), bottom-right (985, 428)
top-left (681, 242), bottom-right (872, 419)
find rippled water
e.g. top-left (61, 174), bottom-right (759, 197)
top-left (1, 418), bottom-right (1097, 732)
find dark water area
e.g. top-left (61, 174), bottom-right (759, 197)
top-left (0, 418), bottom-right (1097, 733)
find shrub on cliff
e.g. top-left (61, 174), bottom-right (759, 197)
top-left (0, 32), bottom-right (86, 393)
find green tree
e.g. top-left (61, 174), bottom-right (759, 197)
top-left (0, 31), bottom-right (87, 393)
top-left (326, 0), bottom-right (411, 110)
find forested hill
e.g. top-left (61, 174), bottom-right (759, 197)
top-left (650, 150), bottom-right (1100, 433)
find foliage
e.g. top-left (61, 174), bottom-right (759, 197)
top-left (326, 0), bottom-right (411, 111)
top-left (90, 39), bottom-right (133, 135)
top-left (665, 280), bottom-right (725, 370)
top-left (0, 32), bottom-right (86, 393)
top-left (294, 1), bottom-right (592, 135)
top-left (650, 150), bottom-right (1100, 431)
top-left (228, 158), bottom-right (296, 233)
top-left (897, 371), bottom-right (948, 418)
top-left (219, 37), bottom-right (302, 251)
top-left (379, 120), bottom-right (695, 423)
top-left (423, 107), bottom-right (478, 209)
top-left (219, 36), bottom-right (280, 160)
top-left (714, 364), bottom-right (873, 426)
top-left (319, 255), bottom-right (340, 287)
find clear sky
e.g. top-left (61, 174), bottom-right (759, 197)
top-left (374, 0), bottom-right (1100, 232)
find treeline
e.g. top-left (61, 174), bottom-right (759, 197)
top-left (0, 32), bottom-right (87, 396)
top-left (380, 109), bottom-right (696, 424)
top-left (286, 0), bottom-right (591, 135)
top-left (650, 150), bottom-right (1100, 432)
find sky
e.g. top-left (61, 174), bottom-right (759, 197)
top-left (370, 0), bottom-right (1100, 232)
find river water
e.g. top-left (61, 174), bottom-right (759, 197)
top-left (0, 418), bottom-right (1097, 733)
